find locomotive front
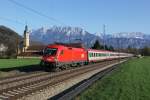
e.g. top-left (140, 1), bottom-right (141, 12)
top-left (40, 45), bottom-right (59, 68)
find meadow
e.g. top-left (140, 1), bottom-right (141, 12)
top-left (0, 58), bottom-right (41, 69)
top-left (78, 57), bottom-right (150, 100)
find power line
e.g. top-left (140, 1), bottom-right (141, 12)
top-left (7, 0), bottom-right (66, 25)
top-left (103, 24), bottom-right (106, 50)
top-left (0, 16), bottom-right (40, 29)
top-left (0, 16), bottom-right (24, 25)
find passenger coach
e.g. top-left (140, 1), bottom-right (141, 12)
top-left (87, 49), bottom-right (132, 62)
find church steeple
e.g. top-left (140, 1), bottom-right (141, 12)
top-left (23, 25), bottom-right (30, 50)
top-left (24, 25), bottom-right (28, 33)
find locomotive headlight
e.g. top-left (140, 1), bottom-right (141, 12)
top-left (47, 58), bottom-right (52, 61)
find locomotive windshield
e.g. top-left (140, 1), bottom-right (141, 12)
top-left (44, 48), bottom-right (57, 56)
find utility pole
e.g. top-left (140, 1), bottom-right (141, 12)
top-left (103, 24), bottom-right (106, 50)
top-left (16, 36), bottom-right (19, 58)
top-left (69, 31), bottom-right (71, 43)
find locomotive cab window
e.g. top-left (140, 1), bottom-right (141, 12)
top-left (44, 48), bottom-right (57, 56)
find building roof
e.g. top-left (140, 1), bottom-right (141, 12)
top-left (27, 45), bottom-right (46, 51)
top-left (54, 42), bottom-right (85, 48)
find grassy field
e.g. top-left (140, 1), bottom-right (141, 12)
top-left (0, 58), bottom-right (41, 69)
top-left (78, 57), bottom-right (150, 100)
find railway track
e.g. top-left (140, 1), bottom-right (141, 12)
top-left (0, 59), bottom-right (124, 100)
top-left (52, 60), bottom-right (126, 100)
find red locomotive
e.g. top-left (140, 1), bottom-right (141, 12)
top-left (40, 43), bottom-right (88, 69)
top-left (40, 43), bottom-right (132, 70)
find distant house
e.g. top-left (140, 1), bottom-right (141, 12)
top-left (0, 43), bottom-right (8, 56)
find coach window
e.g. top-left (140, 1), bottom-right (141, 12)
top-left (89, 53), bottom-right (92, 57)
top-left (100, 53), bottom-right (102, 56)
top-left (99, 53), bottom-right (101, 56)
top-left (89, 53), bottom-right (91, 57)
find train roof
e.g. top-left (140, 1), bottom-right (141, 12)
top-left (51, 42), bottom-right (85, 48)
top-left (87, 49), bottom-right (114, 53)
top-left (87, 49), bottom-right (128, 54)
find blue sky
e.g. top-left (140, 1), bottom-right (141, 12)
top-left (0, 0), bottom-right (150, 35)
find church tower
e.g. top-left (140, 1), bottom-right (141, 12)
top-left (23, 25), bottom-right (30, 51)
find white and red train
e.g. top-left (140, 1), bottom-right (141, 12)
top-left (40, 43), bottom-right (133, 69)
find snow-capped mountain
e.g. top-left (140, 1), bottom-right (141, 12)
top-left (30, 26), bottom-right (100, 48)
top-left (112, 32), bottom-right (145, 39)
top-left (105, 32), bottom-right (150, 48)
top-left (30, 26), bottom-right (150, 48)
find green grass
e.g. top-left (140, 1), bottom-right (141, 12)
top-left (0, 58), bottom-right (41, 69)
top-left (78, 57), bottom-right (150, 100)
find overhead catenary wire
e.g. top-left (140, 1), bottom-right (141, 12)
top-left (7, 0), bottom-right (66, 25)
top-left (6, 0), bottom-right (88, 44)
top-left (0, 16), bottom-right (26, 34)
top-left (0, 16), bottom-right (24, 25)
top-left (0, 16), bottom-right (39, 33)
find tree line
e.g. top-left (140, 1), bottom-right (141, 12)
top-left (91, 40), bottom-right (115, 51)
top-left (0, 26), bottom-right (22, 58)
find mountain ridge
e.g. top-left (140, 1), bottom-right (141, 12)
top-left (30, 26), bottom-right (150, 48)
